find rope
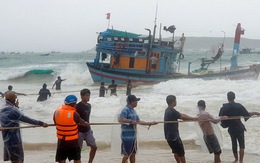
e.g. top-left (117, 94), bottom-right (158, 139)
top-left (24, 84), bottom-right (143, 96)
top-left (1, 115), bottom-right (259, 130)
top-left (26, 90), bottom-right (82, 96)
top-left (156, 115), bottom-right (260, 124)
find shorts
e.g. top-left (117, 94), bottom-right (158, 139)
top-left (230, 132), bottom-right (245, 153)
top-left (121, 139), bottom-right (137, 156)
top-left (55, 139), bottom-right (81, 162)
top-left (203, 134), bottom-right (221, 154)
top-left (78, 129), bottom-right (97, 149)
top-left (151, 64), bottom-right (156, 70)
top-left (4, 144), bottom-right (24, 161)
top-left (167, 137), bottom-right (185, 157)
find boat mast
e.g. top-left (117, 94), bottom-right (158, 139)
top-left (145, 2), bottom-right (158, 74)
top-left (159, 23), bottom-right (162, 43)
top-left (220, 30), bottom-right (226, 71)
top-left (231, 23), bottom-right (244, 70)
top-left (151, 2), bottom-right (158, 45)
top-left (145, 28), bottom-right (151, 73)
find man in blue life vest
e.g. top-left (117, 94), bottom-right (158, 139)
top-left (53, 95), bottom-right (89, 163)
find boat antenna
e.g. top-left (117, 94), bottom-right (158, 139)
top-left (106, 13), bottom-right (111, 29)
top-left (159, 23), bottom-right (162, 43)
top-left (221, 30), bottom-right (226, 45)
top-left (145, 28), bottom-right (152, 74)
top-left (151, 1), bottom-right (158, 45)
top-left (220, 30), bottom-right (226, 71)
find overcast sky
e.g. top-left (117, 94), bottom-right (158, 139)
top-left (0, 0), bottom-right (259, 52)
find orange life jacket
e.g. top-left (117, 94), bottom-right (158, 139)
top-left (54, 104), bottom-right (78, 141)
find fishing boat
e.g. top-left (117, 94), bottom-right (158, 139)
top-left (86, 23), bottom-right (260, 84)
top-left (240, 48), bottom-right (260, 54)
top-left (240, 48), bottom-right (252, 54)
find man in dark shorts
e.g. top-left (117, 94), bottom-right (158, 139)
top-left (126, 80), bottom-right (133, 96)
top-left (99, 82), bottom-right (107, 97)
top-left (37, 83), bottom-right (51, 102)
top-left (53, 95), bottom-right (89, 163)
top-left (118, 95), bottom-right (157, 163)
top-left (219, 91), bottom-right (260, 162)
top-left (52, 76), bottom-right (66, 90)
top-left (108, 79), bottom-right (118, 96)
top-left (76, 89), bottom-right (97, 163)
top-left (197, 100), bottom-right (227, 162)
top-left (0, 93), bottom-right (48, 163)
top-left (164, 95), bottom-right (197, 163)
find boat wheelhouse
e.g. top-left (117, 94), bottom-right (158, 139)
top-left (87, 28), bottom-right (185, 84)
top-left (86, 23), bottom-right (260, 84)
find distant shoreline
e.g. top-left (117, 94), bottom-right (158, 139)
top-left (1, 37), bottom-right (260, 54)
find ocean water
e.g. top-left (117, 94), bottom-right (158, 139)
top-left (1, 51), bottom-right (260, 160)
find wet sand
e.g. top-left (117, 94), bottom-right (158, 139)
top-left (24, 144), bottom-right (260, 163)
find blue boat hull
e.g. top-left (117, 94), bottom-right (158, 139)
top-left (87, 62), bottom-right (260, 84)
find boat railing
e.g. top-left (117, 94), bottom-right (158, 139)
top-left (97, 41), bottom-right (147, 56)
top-left (160, 40), bottom-right (182, 50)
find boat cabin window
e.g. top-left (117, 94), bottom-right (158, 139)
top-left (129, 38), bottom-right (133, 42)
top-left (107, 37), bottom-right (112, 41)
top-left (129, 57), bottom-right (135, 68)
top-left (120, 38), bottom-right (125, 41)
top-left (98, 36), bottom-right (104, 41)
top-left (114, 37), bottom-right (118, 41)
top-left (133, 38), bottom-right (139, 42)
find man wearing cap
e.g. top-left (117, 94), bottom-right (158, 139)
top-left (53, 94), bottom-right (89, 163)
top-left (0, 92), bottom-right (48, 163)
top-left (118, 95), bottom-right (157, 163)
top-left (76, 89), bottom-right (97, 163)
top-left (219, 91), bottom-right (260, 162)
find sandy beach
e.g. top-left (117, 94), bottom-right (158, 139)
top-left (23, 143), bottom-right (260, 163)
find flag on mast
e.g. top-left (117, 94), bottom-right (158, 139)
top-left (106, 13), bottom-right (111, 20)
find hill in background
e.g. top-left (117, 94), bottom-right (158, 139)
top-left (86, 37), bottom-right (260, 53)
top-left (183, 37), bottom-right (260, 50)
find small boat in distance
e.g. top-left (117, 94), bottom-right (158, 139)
top-left (240, 48), bottom-right (260, 54)
top-left (40, 53), bottom-right (50, 56)
top-left (240, 48), bottom-right (251, 54)
top-left (86, 23), bottom-right (260, 84)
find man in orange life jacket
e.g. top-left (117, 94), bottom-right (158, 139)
top-left (53, 95), bottom-right (89, 163)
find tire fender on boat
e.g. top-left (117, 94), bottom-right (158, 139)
top-left (179, 53), bottom-right (184, 59)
